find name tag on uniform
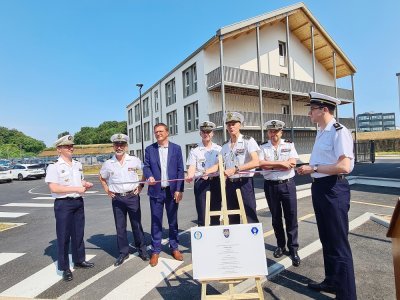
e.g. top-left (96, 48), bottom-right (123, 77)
top-left (281, 149), bottom-right (290, 153)
top-left (236, 149), bottom-right (245, 155)
top-left (128, 168), bottom-right (137, 172)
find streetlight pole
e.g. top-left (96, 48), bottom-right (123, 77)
top-left (136, 83), bottom-right (145, 160)
top-left (397, 73), bottom-right (400, 128)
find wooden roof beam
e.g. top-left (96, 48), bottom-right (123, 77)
top-left (291, 21), bottom-right (309, 32)
top-left (300, 32), bottom-right (319, 43)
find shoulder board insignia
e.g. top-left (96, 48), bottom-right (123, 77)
top-left (242, 135), bottom-right (251, 140)
top-left (223, 140), bottom-right (229, 145)
top-left (333, 122), bottom-right (343, 131)
top-left (284, 139), bottom-right (292, 143)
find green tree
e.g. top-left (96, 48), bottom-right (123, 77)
top-left (74, 121), bottom-right (127, 144)
top-left (0, 127), bottom-right (46, 158)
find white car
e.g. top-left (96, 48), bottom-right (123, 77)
top-left (0, 166), bottom-right (13, 183)
top-left (10, 164), bottom-right (46, 180)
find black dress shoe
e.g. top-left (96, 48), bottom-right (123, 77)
top-left (74, 261), bottom-right (95, 269)
top-left (62, 269), bottom-right (73, 281)
top-left (290, 251), bottom-right (301, 267)
top-left (114, 254), bottom-right (129, 266)
top-left (273, 247), bottom-right (286, 258)
top-left (139, 251), bottom-right (149, 261)
top-left (308, 280), bottom-right (336, 294)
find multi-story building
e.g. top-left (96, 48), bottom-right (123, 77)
top-left (126, 3), bottom-right (356, 160)
top-left (357, 112), bottom-right (396, 132)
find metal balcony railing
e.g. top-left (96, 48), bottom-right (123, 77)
top-left (206, 66), bottom-right (354, 101)
top-left (209, 111), bottom-right (355, 129)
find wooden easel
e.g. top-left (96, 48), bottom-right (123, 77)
top-left (201, 155), bottom-right (264, 300)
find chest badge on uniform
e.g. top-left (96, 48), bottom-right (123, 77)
top-left (64, 179), bottom-right (69, 182)
top-left (236, 148), bottom-right (245, 155)
top-left (128, 168), bottom-right (136, 172)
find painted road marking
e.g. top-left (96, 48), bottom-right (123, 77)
top-left (0, 223), bottom-right (26, 232)
top-left (351, 200), bottom-right (395, 209)
top-left (101, 258), bottom-right (183, 300)
top-left (0, 255), bottom-right (95, 298)
top-left (61, 228), bottom-right (192, 300)
top-left (0, 212), bottom-right (29, 218)
top-left (0, 253), bottom-right (25, 267)
top-left (2, 203), bottom-right (53, 208)
top-left (32, 197), bottom-right (54, 200)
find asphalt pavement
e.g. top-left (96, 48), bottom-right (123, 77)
top-left (0, 158), bottom-right (398, 299)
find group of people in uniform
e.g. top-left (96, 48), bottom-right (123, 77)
top-left (46, 92), bottom-right (356, 299)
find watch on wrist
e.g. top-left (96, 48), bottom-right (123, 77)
top-left (235, 165), bottom-right (240, 173)
top-left (139, 183), bottom-right (145, 188)
top-left (313, 165), bottom-right (318, 173)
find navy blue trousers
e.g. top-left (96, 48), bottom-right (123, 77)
top-left (112, 194), bottom-right (146, 256)
top-left (150, 187), bottom-right (179, 253)
top-left (194, 177), bottom-right (222, 226)
top-left (225, 177), bottom-right (259, 224)
top-left (54, 197), bottom-right (86, 271)
top-left (312, 177), bottom-right (357, 300)
top-left (264, 179), bottom-right (298, 253)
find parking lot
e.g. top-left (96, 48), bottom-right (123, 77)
top-left (0, 159), bottom-right (399, 299)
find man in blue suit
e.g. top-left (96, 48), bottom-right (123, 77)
top-left (143, 123), bottom-right (185, 267)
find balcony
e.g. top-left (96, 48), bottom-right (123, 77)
top-left (209, 111), bottom-right (355, 130)
top-left (206, 66), bottom-right (354, 103)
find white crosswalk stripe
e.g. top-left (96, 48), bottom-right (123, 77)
top-left (101, 258), bottom-right (183, 300)
top-left (0, 254), bottom-right (95, 298)
top-left (0, 212), bottom-right (29, 218)
top-left (0, 253), bottom-right (25, 267)
top-left (31, 196), bottom-right (54, 200)
top-left (1, 203), bottom-right (53, 208)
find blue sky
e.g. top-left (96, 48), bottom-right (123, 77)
top-left (0, 0), bottom-right (399, 146)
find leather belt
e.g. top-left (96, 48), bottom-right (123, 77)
top-left (114, 190), bottom-right (134, 196)
top-left (312, 175), bottom-right (345, 183)
top-left (161, 186), bottom-right (170, 190)
top-left (227, 177), bottom-right (251, 182)
top-left (265, 178), bottom-right (290, 184)
top-left (55, 196), bottom-right (83, 200)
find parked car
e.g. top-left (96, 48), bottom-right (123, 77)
top-left (0, 166), bottom-right (12, 183)
top-left (10, 164), bottom-right (46, 180)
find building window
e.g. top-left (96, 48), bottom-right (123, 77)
top-left (155, 117), bottom-right (159, 125)
top-left (184, 101), bottom-right (199, 132)
top-left (280, 73), bottom-right (288, 78)
top-left (130, 150), bottom-right (135, 156)
top-left (143, 97), bottom-right (149, 118)
top-left (154, 90), bottom-right (159, 112)
top-left (278, 41), bottom-right (287, 67)
top-left (165, 78), bottom-right (176, 106)
top-left (135, 125), bottom-right (141, 143)
top-left (134, 104), bottom-right (140, 122)
top-left (136, 149), bottom-right (142, 161)
top-left (128, 109), bottom-right (133, 125)
top-left (282, 105), bottom-right (289, 115)
top-left (167, 110), bottom-right (178, 135)
top-left (144, 122), bottom-right (150, 141)
top-left (183, 64), bottom-right (197, 98)
top-left (185, 143), bottom-right (198, 160)
top-left (129, 128), bottom-right (133, 144)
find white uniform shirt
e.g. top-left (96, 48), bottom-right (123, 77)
top-left (260, 139), bottom-right (298, 180)
top-left (186, 142), bottom-right (221, 177)
top-left (45, 157), bottom-right (84, 198)
top-left (310, 118), bottom-right (354, 178)
top-left (158, 144), bottom-right (169, 187)
top-left (220, 134), bottom-right (260, 178)
top-left (100, 154), bottom-right (141, 193)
